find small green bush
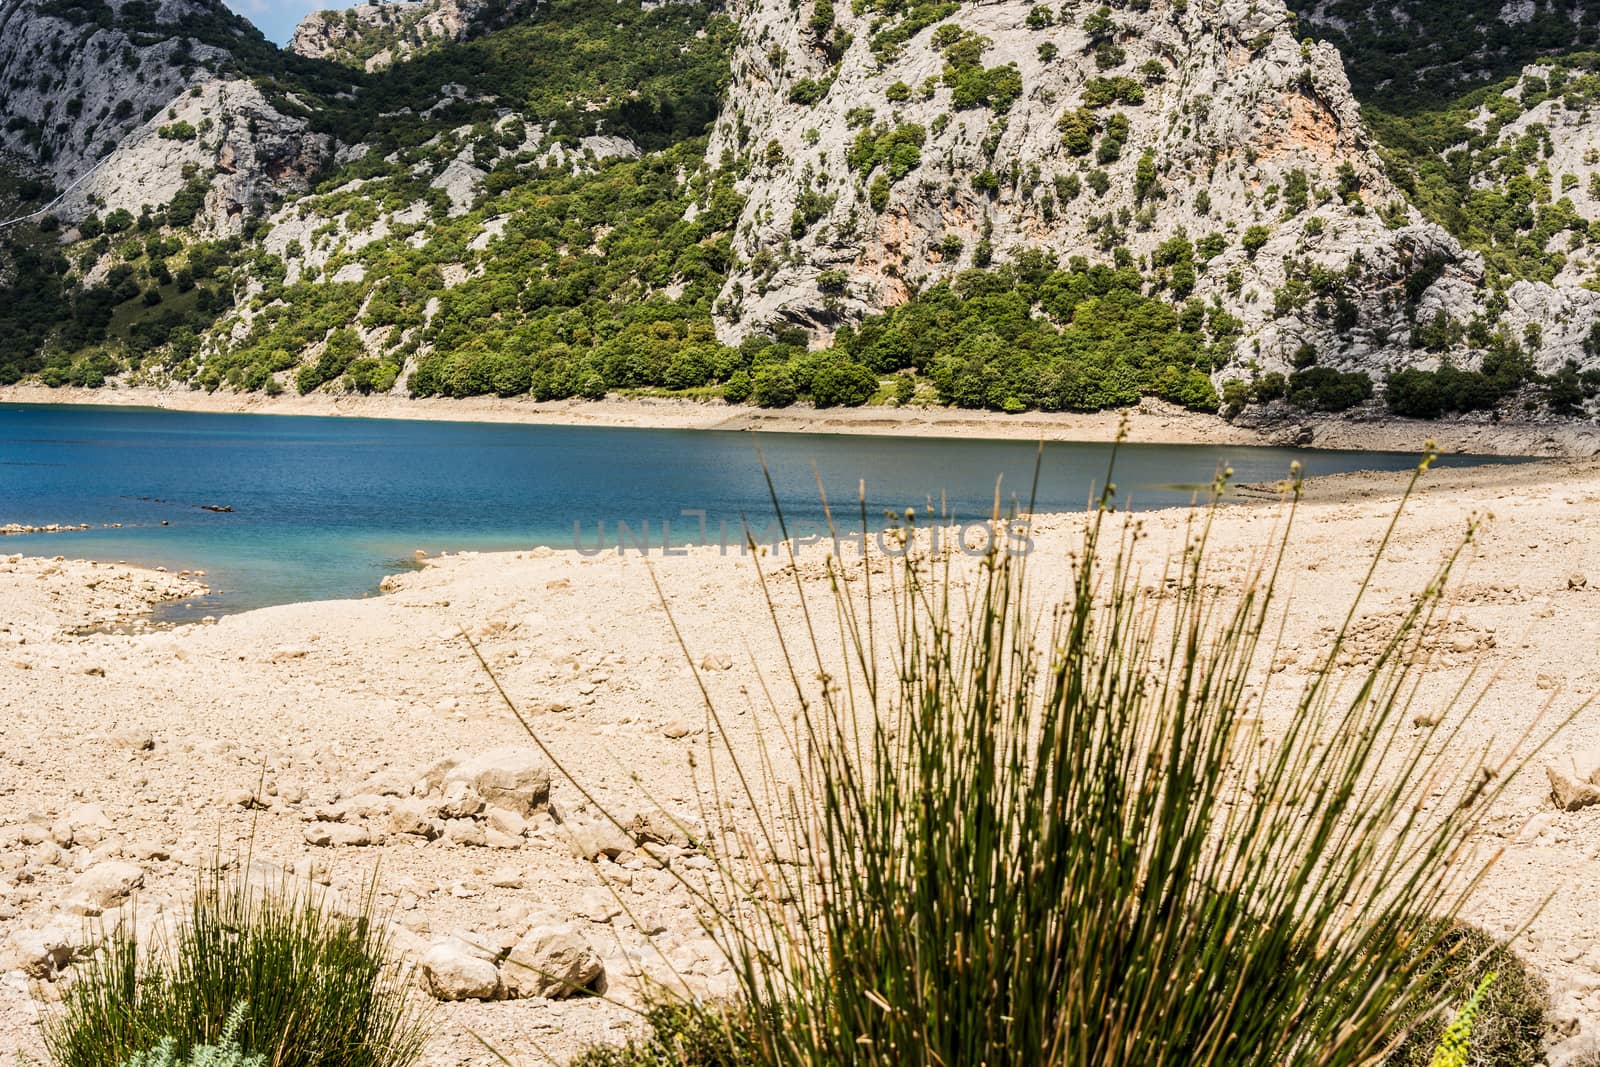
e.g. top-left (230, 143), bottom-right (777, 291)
top-left (568, 1003), bottom-right (763, 1067)
top-left (809, 362), bottom-right (877, 407)
top-left (1387, 922), bottom-right (1549, 1067)
top-left (1287, 366), bottom-right (1373, 411)
top-left (118, 1004), bottom-right (263, 1067)
top-left (45, 868), bottom-right (429, 1067)
top-left (723, 369), bottom-right (753, 404)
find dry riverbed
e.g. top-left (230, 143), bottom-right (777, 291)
top-left (4, 461), bottom-right (1600, 1064)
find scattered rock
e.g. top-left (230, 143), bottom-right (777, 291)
top-left (1516, 812), bottom-right (1558, 842)
top-left (331, 793), bottom-right (392, 822)
top-left (428, 748), bottom-right (550, 815)
top-left (1569, 573), bottom-right (1588, 590)
top-left (483, 805), bottom-right (528, 838)
top-left (444, 819), bottom-right (488, 848)
top-left (62, 861), bottom-right (144, 916)
top-left (484, 828), bottom-right (523, 849)
top-left (1563, 748), bottom-right (1600, 786)
top-left (564, 819), bottom-right (634, 861)
top-left (52, 803), bottom-right (112, 848)
top-left (304, 822), bottom-right (373, 848)
top-left (501, 925), bottom-right (604, 999)
top-left (437, 780), bottom-right (485, 819)
top-left (127, 838), bottom-right (171, 862)
top-left (6, 925), bottom-right (81, 980)
top-left (387, 799), bottom-right (443, 841)
top-left (109, 728), bottom-right (155, 751)
top-left (625, 809), bottom-right (700, 849)
top-left (487, 867), bottom-right (524, 889)
top-left (576, 887), bottom-right (621, 922)
top-left (661, 718), bottom-right (692, 739)
top-left (699, 653), bottom-right (734, 671)
top-left (1548, 766), bottom-right (1600, 812)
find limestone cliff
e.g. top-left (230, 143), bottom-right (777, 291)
top-left (0, 0), bottom-right (332, 230)
top-left (289, 0), bottom-right (527, 70)
top-left (704, 0), bottom-right (1529, 380)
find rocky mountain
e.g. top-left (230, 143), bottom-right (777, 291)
top-left (0, 0), bottom-right (337, 229)
top-left (1290, 0), bottom-right (1600, 105)
top-left (4, 0), bottom-right (1600, 423)
top-left (289, 0), bottom-right (527, 71)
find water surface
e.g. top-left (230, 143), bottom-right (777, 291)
top-left (0, 403), bottom-right (1523, 617)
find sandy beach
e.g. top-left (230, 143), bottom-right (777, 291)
top-left (7, 383), bottom-right (1600, 458)
top-left (4, 459), bottom-right (1600, 1064)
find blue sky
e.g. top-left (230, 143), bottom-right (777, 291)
top-left (225, 0), bottom-right (334, 44)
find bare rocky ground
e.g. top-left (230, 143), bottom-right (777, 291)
top-left (5, 460), bottom-right (1600, 1064)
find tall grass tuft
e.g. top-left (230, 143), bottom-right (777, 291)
top-left (537, 449), bottom-right (1573, 1067)
top-left (44, 866), bottom-right (429, 1067)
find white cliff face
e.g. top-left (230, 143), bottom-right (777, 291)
top-left (289, 0), bottom-right (528, 70)
top-left (0, 0), bottom-right (330, 229)
top-left (0, 0), bottom-right (227, 185)
top-left (704, 0), bottom-right (1599, 377)
top-left (57, 79), bottom-right (331, 232)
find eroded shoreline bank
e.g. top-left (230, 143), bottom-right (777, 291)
top-left (6, 383), bottom-right (1599, 458)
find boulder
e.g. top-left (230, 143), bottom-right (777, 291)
top-left (62, 861), bottom-right (144, 916)
top-left (304, 822), bottom-right (373, 847)
top-left (6, 925), bottom-right (81, 979)
top-left (501, 925), bottom-right (604, 999)
top-left (429, 748), bottom-right (550, 815)
top-left (419, 942), bottom-right (501, 1001)
top-left (1548, 766), bottom-right (1600, 812)
top-left (387, 799), bottom-right (443, 840)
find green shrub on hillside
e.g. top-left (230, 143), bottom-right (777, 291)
top-left (835, 257), bottom-right (1227, 413)
top-left (1287, 366), bottom-right (1373, 411)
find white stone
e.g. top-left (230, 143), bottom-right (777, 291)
top-left (501, 926), bottom-right (604, 999)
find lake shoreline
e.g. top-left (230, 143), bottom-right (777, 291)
top-left (5, 382), bottom-right (1597, 457)
top-left (4, 458), bottom-right (1600, 1066)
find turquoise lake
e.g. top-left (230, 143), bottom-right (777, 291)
top-left (0, 403), bottom-right (1526, 618)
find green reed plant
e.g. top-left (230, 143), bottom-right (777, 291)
top-left (44, 866), bottom-right (429, 1067)
top-left (513, 449), bottom-right (1569, 1067)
